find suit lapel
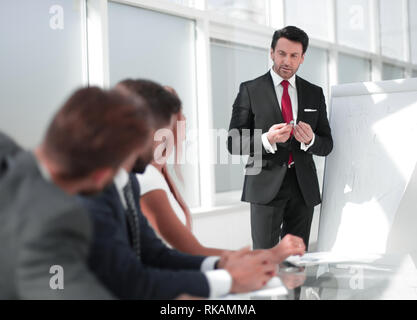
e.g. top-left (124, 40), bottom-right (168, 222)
top-left (262, 72), bottom-right (284, 124)
top-left (107, 183), bottom-right (129, 233)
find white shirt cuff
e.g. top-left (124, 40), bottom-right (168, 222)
top-left (201, 256), bottom-right (220, 272)
top-left (262, 132), bottom-right (277, 154)
top-left (301, 133), bottom-right (315, 151)
top-left (204, 270), bottom-right (232, 298)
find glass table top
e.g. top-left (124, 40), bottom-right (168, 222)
top-left (277, 253), bottom-right (417, 300)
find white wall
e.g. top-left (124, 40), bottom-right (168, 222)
top-left (192, 204), bottom-right (251, 250)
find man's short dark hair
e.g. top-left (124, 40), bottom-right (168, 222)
top-left (43, 86), bottom-right (151, 179)
top-left (271, 26), bottom-right (309, 54)
top-left (116, 79), bottom-right (182, 129)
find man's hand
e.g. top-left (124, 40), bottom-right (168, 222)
top-left (266, 123), bottom-right (292, 145)
top-left (216, 250), bottom-right (234, 269)
top-left (269, 234), bottom-right (306, 264)
top-left (223, 247), bottom-right (276, 293)
top-left (294, 121), bottom-right (313, 145)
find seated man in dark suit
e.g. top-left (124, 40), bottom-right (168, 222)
top-left (0, 131), bottom-right (23, 179)
top-left (0, 87), bottom-right (152, 299)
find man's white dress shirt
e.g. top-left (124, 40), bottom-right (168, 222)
top-left (261, 68), bottom-right (315, 154)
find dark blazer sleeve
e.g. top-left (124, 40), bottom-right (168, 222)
top-left (83, 195), bottom-right (210, 299)
top-left (138, 212), bottom-right (208, 270)
top-left (306, 88), bottom-right (333, 157)
top-left (227, 82), bottom-right (267, 157)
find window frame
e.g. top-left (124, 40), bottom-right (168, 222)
top-left (86, 0), bottom-right (417, 212)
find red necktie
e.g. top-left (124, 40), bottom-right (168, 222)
top-left (281, 80), bottom-right (294, 166)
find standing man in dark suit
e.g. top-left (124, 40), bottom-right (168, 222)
top-left (0, 87), bottom-right (152, 299)
top-left (228, 26), bottom-right (333, 250)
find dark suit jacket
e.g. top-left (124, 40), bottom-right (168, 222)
top-left (79, 173), bottom-right (210, 299)
top-left (228, 72), bottom-right (333, 207)
top-left (0, 151), bottom-right (113, 299)
top-left (0, 131), bottom-right (22, 179)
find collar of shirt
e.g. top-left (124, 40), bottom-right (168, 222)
top-left (114, 167), bottom-right (129, 191)
top-left (270, 68), bottom-right (297, 89)
top-left (114, 168), bottom-right (129, 209)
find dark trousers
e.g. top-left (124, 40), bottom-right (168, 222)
top-left (250, 167), bottom-right (314, 250)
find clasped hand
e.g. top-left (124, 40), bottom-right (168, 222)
top-left (267, 121), bottom-right (313, 145)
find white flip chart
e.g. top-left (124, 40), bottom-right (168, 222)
top-left (317, 78), bottom-right (417, 255)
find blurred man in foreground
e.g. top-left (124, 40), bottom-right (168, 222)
top-left (0, 87), bottom-right (152, 299)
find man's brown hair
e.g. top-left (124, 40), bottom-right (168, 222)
top-left (116, 79), bottom-right (181, 129)
top-left (42, 86), bottom-right (151, 179)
